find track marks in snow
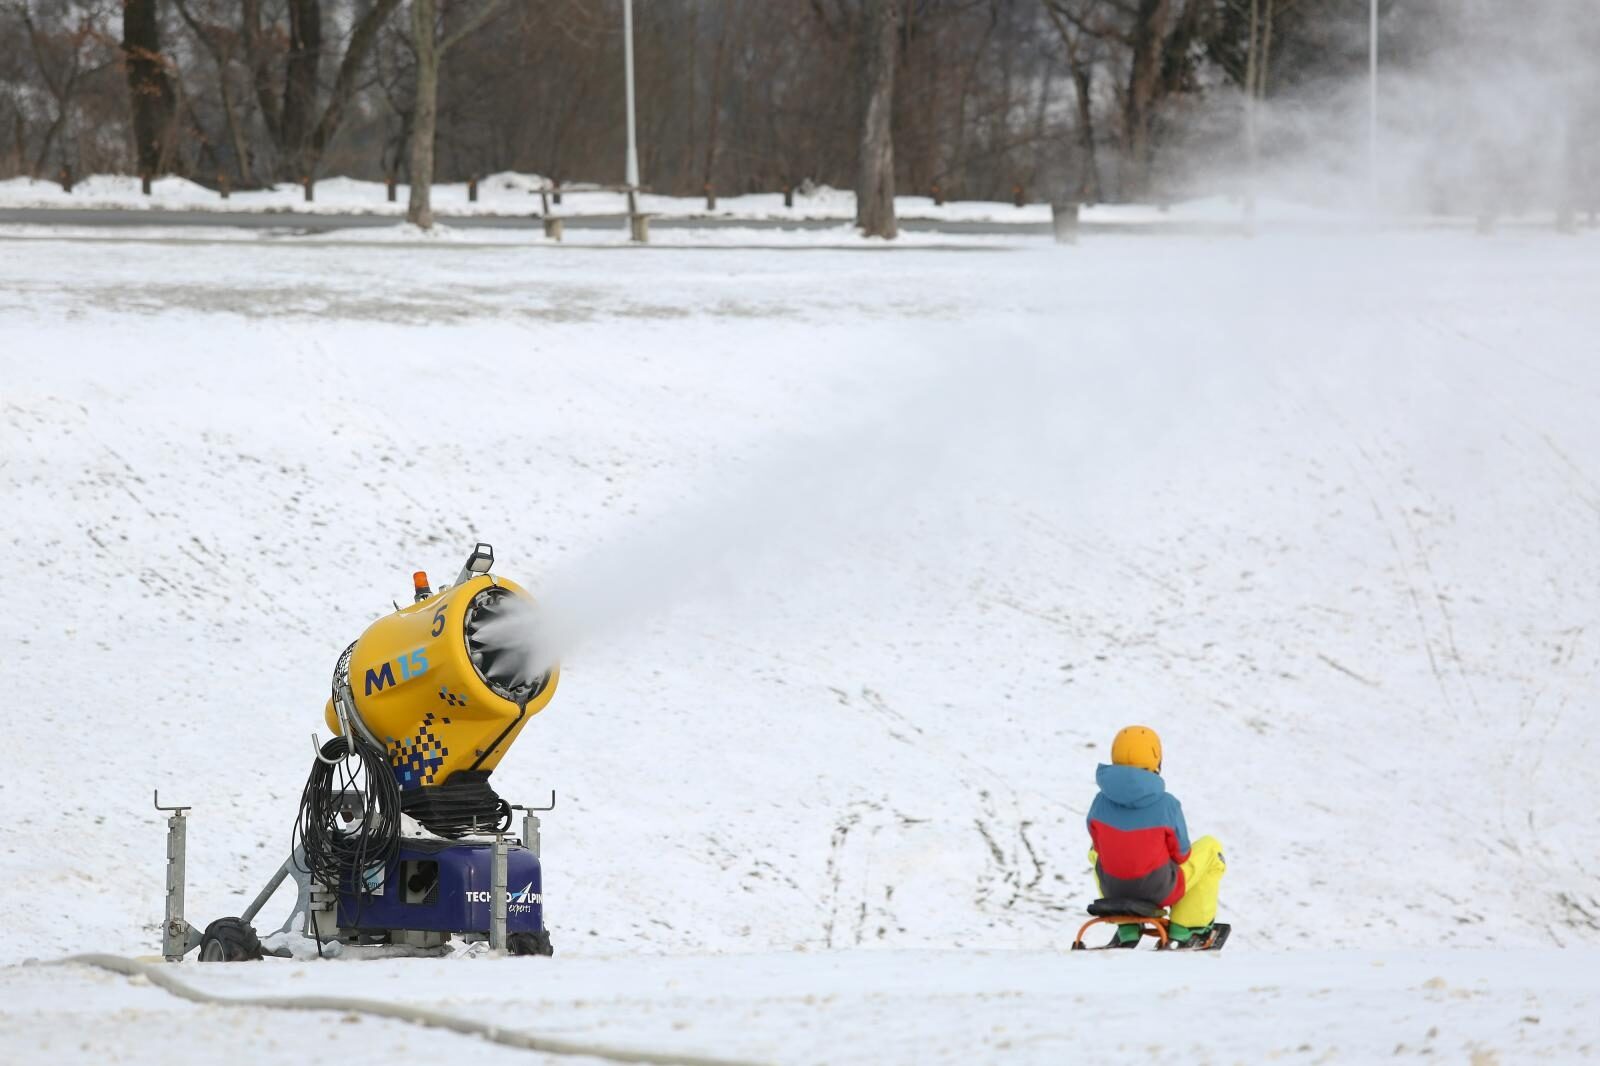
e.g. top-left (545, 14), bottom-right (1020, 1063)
top-left (1314, 652), bottom-right (1380, 688)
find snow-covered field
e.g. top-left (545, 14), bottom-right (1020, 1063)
top-left (0, 219), bottom-right (1032, 250)
top-left (0, 171), bottom-right (1050, 221)
top-left (2, 226), bottom-right (1598, 1063)
top-left (7, 949), bottom-right (1596, 1064)
top-left (0, 170), bottom-right (1322, 226)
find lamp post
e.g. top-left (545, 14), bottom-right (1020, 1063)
top-left (1368, 0), bottom-right (1379, 214)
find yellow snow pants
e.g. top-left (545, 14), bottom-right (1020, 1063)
top-left (1089, 835), bottom-right (1226, 928)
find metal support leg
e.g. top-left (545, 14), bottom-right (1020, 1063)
top-left (490, 833), bottom-right (508, 952)
top-left (241, 859), bottom-right (291, 924)
top-left (154, 791), bottom-right (200, 961)
top-left (522, 813), bottom-right (541, 858)
top-left (511, 794), bottom-right (554, 939)
top-left (163, 810), bottom-right (188, 960)
top-left (276, 848), bottom-right (316, 936)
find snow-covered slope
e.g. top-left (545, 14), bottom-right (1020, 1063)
top-left (1, 228), bottom-right (1598, 1061)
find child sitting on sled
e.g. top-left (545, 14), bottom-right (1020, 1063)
top-left (1086, 725), bottom-right (1226, 947)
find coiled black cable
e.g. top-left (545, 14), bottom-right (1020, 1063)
top-left (292, 734), bottom-right (402, 918)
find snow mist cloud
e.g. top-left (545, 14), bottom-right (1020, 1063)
top-left (1187, 0), bottom-right (1600, 216)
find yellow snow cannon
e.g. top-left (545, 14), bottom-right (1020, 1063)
top-left (324, 543), bottom-right (558, 835)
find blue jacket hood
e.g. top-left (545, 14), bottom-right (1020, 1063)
top-left (1095, 763), bottom-right (1166, 809)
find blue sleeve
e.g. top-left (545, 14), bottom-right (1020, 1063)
top-left (1169, 796), bottom-right (1191, 856)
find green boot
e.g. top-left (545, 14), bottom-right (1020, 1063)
top-left (1113, 923), bottom-right (1143, 947)
top-left (1167, 921), bottom-right (1213, 947)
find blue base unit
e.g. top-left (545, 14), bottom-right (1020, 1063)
top-left (337, 839), bottom-right (544, 935)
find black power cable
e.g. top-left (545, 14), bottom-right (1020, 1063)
top-left (292, 734), bottom-right (402, 929)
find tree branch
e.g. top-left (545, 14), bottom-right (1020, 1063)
top-left (1045, 0), bottom-right (1128, 46)
top-left (240, 0), bottom-right (281, 143)
top-left (439, 0), bottom-right (511, 55)
top-left (171, 0), bottom-right (223, 64)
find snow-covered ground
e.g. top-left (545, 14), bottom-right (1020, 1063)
top-left (6, 949), bottom-right (1597, 1064)
top-left (0, 171), bottom-right (1047, 221)
top-left (0, 170), bottom-right (1326, 226)
top-left (1, 226), bottom-right (1598, 1063)
top-left (0, 219), bottom-right (1032, 250)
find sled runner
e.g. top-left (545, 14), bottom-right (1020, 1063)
top-left (1069, 898), bottom-right (1231, 951)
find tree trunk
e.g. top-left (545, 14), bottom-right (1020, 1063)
top-left (25, 18), bottom-right (77, 179)
top-left (407, 0), bottom-right (439, 228)
top-left (1041, 2), bottom-right (1101, 204)
top-left (1070, 52), bottom-right (1100, 201)
top-left (404, 0), bottom-right (507, 229)
top-left (218, 67), bottom-right (252, 183)
top-left (179, 80), bottom-right (223, 178)
top-left (281, 0), bottom-right (323, 179)
top-left (122, 0), bottom-right (178, 176)
top-left (1120, 0), bottom-right (1171, 200)
top-left (1257, 0), bottom-right (1275, 100)
top-left (34, 105), bottom-right (69, 178)
top-left (855, 0), bottom-right (897, 238)
top-left (12, 112), bottom-right (26, 176)
top-left (702, 0), bottom-right (732, 189)
top-left (242, 0), bottom-right (283, 150)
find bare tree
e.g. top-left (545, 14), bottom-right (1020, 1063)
top-left (855, 0), bottom-right (897, 237)
top-left (1206, 0), bottom-right (1302, 197)
top-left (121, 0), bottom-right (177, 176)
top-left (240, 0), bottom-right (401, 181)
top-left (279, 0), bottom-right (321, 176)
top-left (701, 0), bottom-right (733, 192)
top-left (1041, 0), bottom-right (1104, 201)
top-left (1121, 0), bottom-right (1176, 198)
top-left (4, 0), bottom-right (1438, 208)
top-left (372, 21), bottom-right (415, 186)
top-left (407, 0), bottom-right (510, 228)
top-left (1052, 0), bottom-right (1210, 198)
top-left (16, 0), bottom-right (119, 177)
top-left (171, 0), bottom-right (253, 181)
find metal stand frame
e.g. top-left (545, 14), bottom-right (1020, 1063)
top-left (511, 792), bottom-right (555, 858)
top-left (155, 789), bottom-right (556, 958)
top-left (490, 833), bottom-right (508, 952)
top-left (155, 791), bottom-right (202, 961)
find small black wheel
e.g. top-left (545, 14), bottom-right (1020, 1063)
top-left (198, 917), bottom-right (263, 962)
top-left (507, 930), bottom-right (553, 957)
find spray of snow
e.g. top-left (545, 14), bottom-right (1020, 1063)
top-left (1185, 1), bottom-right (1600, 216)
top-left (474, 321), bottom-right (1217, 678)
top-left (479, 308), bottom-right (1243, 682)
top-left (479, 336), bottom-right (1050, 674)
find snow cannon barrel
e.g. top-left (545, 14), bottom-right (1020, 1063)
top-left (325, 565), bottom-right (557, 810)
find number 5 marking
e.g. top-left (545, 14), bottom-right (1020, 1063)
top-left (431, 606), bottom-right (447, 637)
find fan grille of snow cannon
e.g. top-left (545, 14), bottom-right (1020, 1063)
top-left (464, 585), bottom-right (553, 702)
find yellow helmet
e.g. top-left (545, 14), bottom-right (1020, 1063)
top-left (1111, 725), bottom-right (1162, 773)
